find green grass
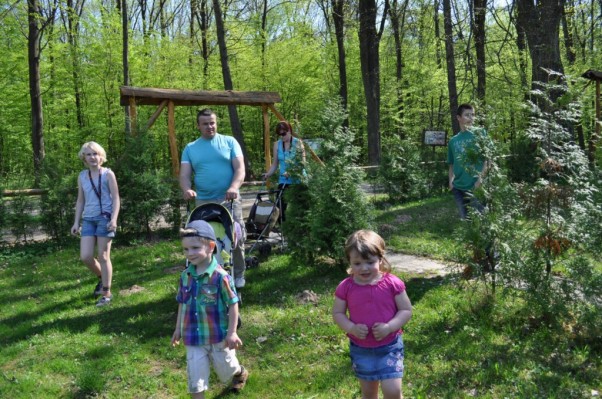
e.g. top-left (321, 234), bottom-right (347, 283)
top-left (374, 194), bottom-right (462, 260)
top-left (1, 196), bottom-right (600, 398)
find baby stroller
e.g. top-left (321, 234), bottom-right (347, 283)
top-left (185, 201), bottom-right (243, 327)
top-left (244, 186), bottom-right (285, 268)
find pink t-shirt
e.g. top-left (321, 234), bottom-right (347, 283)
top-left (334, 273), bottom-right (406, 348)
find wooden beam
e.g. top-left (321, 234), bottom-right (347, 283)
top-left (167, 101), bottom-right (179, 177)
top-left (268, 104), bottom-right (286, 121)
top-left (146, 100), bottom-right (168, 130)
top-left (2, 189), bottom-right (48, 197)
top-left (262, 105), bottom-right (272, 171)
top-left (120, 86), bottom-right (281, 107)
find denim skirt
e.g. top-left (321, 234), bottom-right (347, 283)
top-left (349, 335), bottom-right (405, 381)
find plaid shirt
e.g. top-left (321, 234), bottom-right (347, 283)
top-left (176, 258), bottom-right (239, 346)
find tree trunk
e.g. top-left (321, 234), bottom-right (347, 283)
top-left (65, 0), bottom-right (85, 129)
top-left (331, 0), bottom-right (349, 128)
top-left (28, 0), bottom-right (45, 186)
top-left (122, 0), bottom-right (130, 134)
top-left (442, 0), bottom-right (459, 133)
top-left (434, 0), bottom-right (442, 68)
top-left (561, 0), bottom-right (576, 65)
top-left (200, 0), bottom-right (210, 84)
top-left (358, 0), bottom-right (381, 165)
top-left (516, 0), bottom-right (564, 101)
top-left (388, 0), bottom-right (409, 139)
top-left (472, 0), bottom-right (486, 102)
top-left (213, 0), bottom-right (250, 177)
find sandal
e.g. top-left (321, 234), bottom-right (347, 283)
top-left (231, 366), bottom-right (248, 392)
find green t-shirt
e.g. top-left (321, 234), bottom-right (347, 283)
top-left (447, 129), bottom-right (487, 191)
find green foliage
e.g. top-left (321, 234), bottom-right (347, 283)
top-left (112, 131), bottom-right (171, 238)
top-left (506, 133), bottom-right (539, 183)
top-left (5, 194), bottom-right (38, 242)
top-left (39, 171), bottom-right (79, 244)
top-left (461, 76), bottom-right (602, 334)
top-left (378, 136), bottom-right (429, 202)
top-left (285, 101), bottom-right (373, 265)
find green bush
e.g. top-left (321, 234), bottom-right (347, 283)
top-left (39, 172), bottom-right (79, 244)
top-left (463, 76), bottom-right (602, 336)
top-left (285, 101), bottom-right (373, 266)
top-left (378, 136), bottom-right (429, 202)
top-left (112, 131), bottom-right (171, 239)
top-left (6, 194), bottom-right (38, 242)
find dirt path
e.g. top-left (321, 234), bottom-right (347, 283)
top-left (387, 252), bottom-right (451, 277)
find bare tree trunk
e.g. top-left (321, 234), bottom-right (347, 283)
top-left (212, 0), bottom-right (250, 176)
top-left (514, 10), bottom-right (529, 97)
top-left (472, 0), bottom-right (486, 102)
top-left (122, 0), bottom-right (130, 134)
top-left (434, 0), bottom-right (442, 68)
top-left (388, 0), bottom-right (409, 138)
top-left (516, 0), bottom-right (564, 101)
top-left (331, 0), bottom-right (349, 128)
top-left (200, 0), bottom-right (210, 84)
top-left (358, 0), bottom-right (381, 165)
top-left (27, 0), bottom-right (47, 186)
top-left (64, 0), bottom-right (86, 129)
top-left (561, 0), bottom-right (576, 65)
top-left (442, 0), bottom-right (459, 133)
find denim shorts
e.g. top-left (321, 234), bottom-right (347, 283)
top-left (349, 335), bottom-right (405, 381)
top-left (82, 216), bottom-right (115, 238)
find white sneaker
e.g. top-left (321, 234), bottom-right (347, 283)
top-left (235, 277), bottom-right (246, 288)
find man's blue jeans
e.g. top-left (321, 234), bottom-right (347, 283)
top-left (452, 187), bottom-right (484, 220)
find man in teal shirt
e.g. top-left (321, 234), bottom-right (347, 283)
top-left (180, 109), bottom-right (247, 288)
top-left (447, 104), bottom-right (489, 220)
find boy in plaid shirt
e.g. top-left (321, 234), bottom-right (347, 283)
top-left (172, 220), bottom-right (248, 398)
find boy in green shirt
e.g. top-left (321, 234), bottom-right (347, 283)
top-left (447, 104), bottom-right (489, 219)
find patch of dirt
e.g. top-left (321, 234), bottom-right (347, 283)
top-left (295, 290), bottom-right (319, 305)
top-left (119, 285), bottom-right (146, 296)
top-left (164, 265), bottom-right (185, 274)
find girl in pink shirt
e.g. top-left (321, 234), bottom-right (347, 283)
top-left (333, 230), bottom-right (413, 399)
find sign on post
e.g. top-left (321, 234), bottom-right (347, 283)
top-left (423, 130), bottom-right (447, 146)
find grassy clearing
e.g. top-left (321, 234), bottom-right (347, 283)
top-left (1, 195), bottom-right (600, 398)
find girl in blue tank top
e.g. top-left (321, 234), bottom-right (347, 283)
top-left (70, 142), bottom-right (120, 307)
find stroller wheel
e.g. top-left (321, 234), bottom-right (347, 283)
top-left (245, 256), bottom-right (259, 269)
top-left (258, 243), bottom-right (272, 257)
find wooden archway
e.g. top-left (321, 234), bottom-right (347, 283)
top-left (119, 86), bottom-right (322, 177)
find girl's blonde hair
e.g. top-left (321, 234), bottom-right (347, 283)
top-left (344, 229), bottom-right (391, 273)
top-left (78, 141), bottom-right (107, 164)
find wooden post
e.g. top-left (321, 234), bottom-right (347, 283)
top-left (167, 101), bottom-right (179, 177)
top-left (128, 97), bottom-right (137, 135)
top-left (262, 105), bottom-right (272, 171)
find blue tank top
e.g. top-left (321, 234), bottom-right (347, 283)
top-left (80, 168), bottom-right (113, 218)
top-left (277, 137), bottom-right (303, 185)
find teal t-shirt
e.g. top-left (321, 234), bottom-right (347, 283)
top-left (447, 129), bottom-right (487, 191)
top-left (181, 133), bottom-right (243, 200)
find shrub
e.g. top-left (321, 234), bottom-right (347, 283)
top-left (39, 172), bottom-right (79, 244)
top-left (112, 131), bottom-right (171, 239)
top-left (378, 136), bottom-right (429, 202)
top-left (285, 100), bottom-right (373, 266)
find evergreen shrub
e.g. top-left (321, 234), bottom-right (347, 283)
top-left (39, 172), bottom-right (79, 243)
top-left (378, 136), bottom-right (429, 202)
top-left (284, 101), bottom-right (373, 266)
top-left (112, 131), bottom-right (171, 238)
